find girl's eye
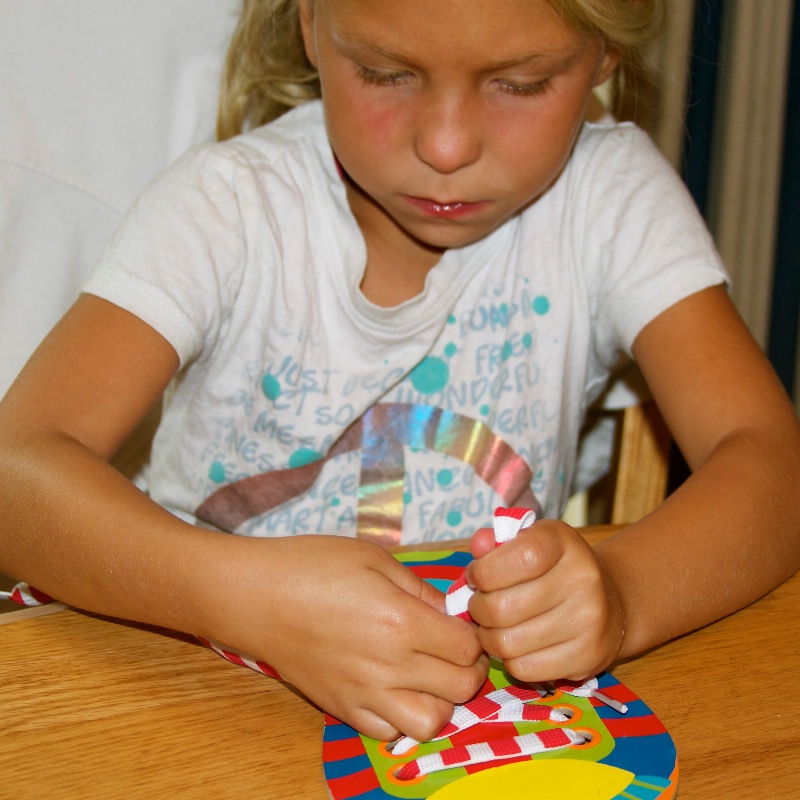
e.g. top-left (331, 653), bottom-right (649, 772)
top-left (494, 78), bottom-right (552, 97)
top-left (356, 65), bottom-right (412, 87)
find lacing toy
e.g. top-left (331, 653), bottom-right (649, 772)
top-left (3, 507), bottom-right (678, 799)
top-left (322, 509), bottom-right (678, 799)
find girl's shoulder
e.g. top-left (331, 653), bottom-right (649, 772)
top-left (569, 119), bottom-right (673, 184)
top-left (578, 117), bottom-right (652, 147)
top-left (161, 100), bottom-right (332, 190)
top-left (226, 101), bottom-right (327, 158)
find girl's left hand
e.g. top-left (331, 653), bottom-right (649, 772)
top-left (465, 519), bottom-right (624, 683)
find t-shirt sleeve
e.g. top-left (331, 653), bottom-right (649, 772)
top-left (578, 124), bottom-right (729, 362)
top-left (82, 144), bottom-right (247, 366)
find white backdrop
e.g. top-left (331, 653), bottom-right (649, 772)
top-left (0, 1), bottom-right (239, 396)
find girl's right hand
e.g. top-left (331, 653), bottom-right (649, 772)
top-left (205, 535), bottom-right (489, 742)
top-left (0, 294), bottom-right (485, 742)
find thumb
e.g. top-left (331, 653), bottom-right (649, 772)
top-left (414, 574), bottom-right (447, 613)
top-left (469, 527), bottom-right (495, 559)
top-left (384, 556), bottom-right (447, 614)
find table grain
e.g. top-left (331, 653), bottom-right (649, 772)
top-left (1, 527), bottom-right (797, 799)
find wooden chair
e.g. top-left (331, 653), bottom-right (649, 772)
top-left (610, 401), bottom-right (671, 524)
top-left (567, 356), bottom-right (672, 527)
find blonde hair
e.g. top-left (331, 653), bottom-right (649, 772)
top-left (217, 0), bottom-right (665, 141)
top-left (548, 0), bottom-right (666, 120)
top-left (217, 0), bottom-right (317, 141)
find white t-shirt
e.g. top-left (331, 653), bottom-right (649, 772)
top-left (85, 101), bottom-right (727, 544)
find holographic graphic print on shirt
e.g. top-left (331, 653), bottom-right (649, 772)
top-left (195, 288), bottom-right (558, 544)
top-left (196, 403), bottom-right (541, 546)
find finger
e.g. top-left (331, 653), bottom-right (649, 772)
top-left (477, 591), bottom-right (617, 680)
top-left (416, 609), bottom-right (485, 666)
top-left (402, 650), bottom-right (489, 704)
top-left (378, 570), bottom-right (485, 667)
top-left (345, 708), bottom-right (402, 742)
top-left (476, 602), bottom-right (569, 663)
top-left (501, 631), bottom-right (611, 685)
top-left (379, 553), bottom-right (448, 614)
top-left (504, 640), bottom-right (588, 684)
top-left (466, 525), bottom-right (564, 592)
top-left (415, 576), bottom-right (447, 614)
top-left (381, 689), bottom-right (457, 742)
top-left (468, 570), bottom-right (563, 629)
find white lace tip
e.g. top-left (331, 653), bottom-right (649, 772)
top-left (390, 737), bottom-right (418, 756)
top-left (591, 689), bottom-right (628, 713)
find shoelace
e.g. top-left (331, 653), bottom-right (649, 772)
top-left (444, 506), bottom-right (536, 621)
top-left (4, 506), bottom-right (627, 779)
top-left (390, 506), bottom-right (627, 780)
top-left (394, 727), bottom-right (585, 780)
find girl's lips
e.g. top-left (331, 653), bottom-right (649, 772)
top-left (405, 196), bottom-right (486, 219)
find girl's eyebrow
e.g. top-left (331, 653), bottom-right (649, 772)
top-left (331, 28), bottom-right (416, 63)
top-left (335, 30), bottom-right (578, 72)
top-left (485, 48), bottom-right (582, 72)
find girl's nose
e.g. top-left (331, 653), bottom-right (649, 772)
top-left (413, 94), bottom-right (481, 175)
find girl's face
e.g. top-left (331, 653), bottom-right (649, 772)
top-left (300, 0), bottom-right (617, 271)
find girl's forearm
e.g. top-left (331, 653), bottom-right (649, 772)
top-left (0, 431), bottom-right (229, 637)
top-left (594, 427), bottom-right (800, 659)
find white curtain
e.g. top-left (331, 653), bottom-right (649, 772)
top-left (705, 1), bottom-right (794, 350)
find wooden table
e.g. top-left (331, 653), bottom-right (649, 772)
top-left (1, 527), bottom-right (798, 799)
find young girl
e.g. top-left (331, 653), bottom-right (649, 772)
top-left (1, 0), bottom-right (799, 746)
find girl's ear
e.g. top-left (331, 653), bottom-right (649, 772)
top-left (298, 0), bottom-right (318, 68)
top-left (594, 45), bottom-right (621, 87)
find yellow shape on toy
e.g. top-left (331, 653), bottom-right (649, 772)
top-left (428, 759), bottom-right (634, 799)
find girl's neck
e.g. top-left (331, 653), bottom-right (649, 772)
top-left (345, 178), bottom-right (445, 308)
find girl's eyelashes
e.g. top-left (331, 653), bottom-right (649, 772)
top-left (355, 61), bottom-right (554, 98)
top-left (493, 77), bottom-right (553, 97)
top-left (356, 64), bottom-right (413, 87)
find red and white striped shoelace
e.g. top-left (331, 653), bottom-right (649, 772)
top-left (444, 506), bottom-right (536, 621)
top-left (390, 506), bottom-right (628, 779)
top-left (3, 507), bottom-right (626, 779)
top-left (394, 726), bottom-right (585, 780)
